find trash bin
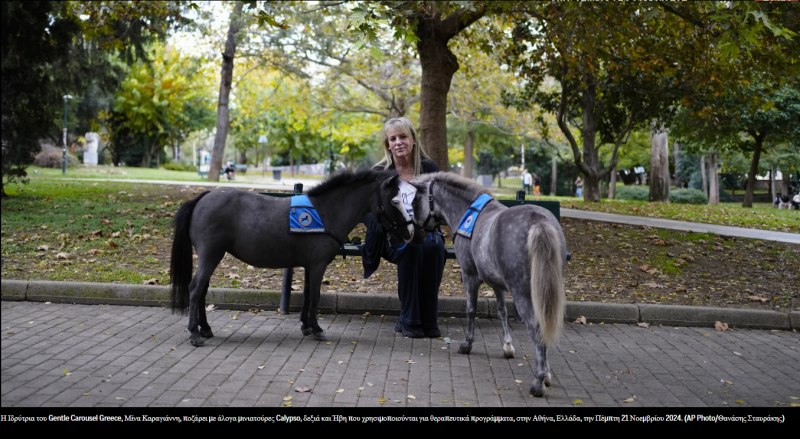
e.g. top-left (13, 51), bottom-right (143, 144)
top-left (273, 169), bottom-right (281, 181)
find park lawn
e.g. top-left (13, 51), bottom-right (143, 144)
top-left (28, 164), bottom-right (206, 182)
top-left (2, 179), bottom-right (797, 312)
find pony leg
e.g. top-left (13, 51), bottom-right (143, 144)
top-left (494, 289), bottom-right (515, 359)
top-left (305, 265), bottom-right (327, 341)
top-left (301, 271), bottom-right (313, 336)
top-left (188, 251), bottom-right (224, 347)
top-left (198, 281), bottom-right (214, 338)
top-left (521, 318), bottom-right (551, 397)
top-left (457, 278), bottom-right (481, 355)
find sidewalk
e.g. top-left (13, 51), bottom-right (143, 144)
top-left (2, 300), bottom-right (798, 408)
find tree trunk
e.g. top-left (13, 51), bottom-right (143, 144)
top-left (608, 162), bottom-right (617, 199)
top-left (648, 124), bottom-right (670, 202)
top-left (238, 150), bottom-right (247, 165)
top-left (550, 156), bottom-right (557, 196)
top-left (708, 151), bottom-right (719, 205)
top-left (462, 129), bottom-right (474, 179)
top-left (415, 9), bottom-right (485, 172)
top-left (208, 1), bottom-right (244, 182)
top-left (743, 134), bottom-right (764, 208)
top-left (700, 155), bottom-right (708, 197)
top-left (770, 167), bottom-right (776, 205)
top-left (780, 171), bottom-right (789, 196)
top-left (673, 142), bottom-right (680, 187)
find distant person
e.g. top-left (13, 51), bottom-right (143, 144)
top-left (575, 176), bottom-right (583, 198)
top-left (777, 194), bottom-right (792, 209)
top-left (223, 161), bottom-right (236, 181)
top-left (522, 169), bottom-right (533, 195)
top-left (792, 193), bottom-right (800, 210)
top-left (533, 173), bottom-right (541, 195)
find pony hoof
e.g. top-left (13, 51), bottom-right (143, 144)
top-left (457, 343), bottom-right (472, 355)
top-left (301, 327), bottom-right (313, 336)
top-left (503, 343), bottom-right (515, 359)
top-left (312, 332), bottom-right (327, 341)
top-left (190, 338), bottom-right (205, 347)
top-left (200, 329), bottom-right (214, 338)
top-left (544, 373), bottom-right (552, 387)
top-left (530, 380), bottom-right (546, 397)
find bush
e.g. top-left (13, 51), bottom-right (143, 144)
top-left (670, 188), bottom-right (708, 204)
top-left (34, 144), bottom-right (79, 168)
top-left (615, 185), bottom-right (650, 201)
top-left (161, 161), bottom-right (197, 172)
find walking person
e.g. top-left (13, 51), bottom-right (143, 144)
top-left (359, 117), bottom-right (446, 338)
top-left (534, 173), bottom-right (541, 195)
top-left (523, 169), bottom-right (533, 195)
top-left (575, 176), bottom-right (583, 198)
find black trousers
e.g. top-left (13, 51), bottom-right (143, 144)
top-left (360, 214), bottom-right (446, 328)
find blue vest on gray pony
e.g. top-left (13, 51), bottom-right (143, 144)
top-left (289, 195), bottom-right (326, 233)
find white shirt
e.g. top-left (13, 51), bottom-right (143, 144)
top-left (397, 180), bottom-right (417, 220)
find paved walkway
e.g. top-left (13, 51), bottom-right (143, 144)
top-left (2, 301), bottom-right (798, 408)
top-left (562, 209), bottom-right (800, 244)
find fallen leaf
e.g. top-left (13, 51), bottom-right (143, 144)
top-left (573, 399), bottom-right (584, 405)
top-left (378, 398), bottom-right (386, 403)
top-left (736, 400), bottom-right (744, 404)
top-left (283, 396), bottom-right (292, 401)
top-left (116, 397), bottom-right (125, 400)
top-left (623, 396), bottom-right (636, 403)
top-left (257, 366), bottom-right (265, 370)
top-left (56, 252), bottom-right (71, 259)
top-left (574, 316), bottom-right (587, 325)
top-left (335, 389), bottom-right (344, 393)
top-left (205, 304), bottom-right (217, 312)
top-left (733, 351), bottom-right (741, 356)
top-left (515, 380), bottom-right (522, 384)
top-left (405, 360), bottom-right (417, 364)
top-left (791, 403), bottom-right (800, 407)
top-left (789, 396), bottom-right (799, 400)
top-left (636, 322), bottom-right (650, 328)
top-left (63, 369), bottom-right (71, 376)
top-left (408, 395), bottom-right (416, 400)
top-left (638, 264), bottom-right (652, 272)
top-left (141, 278), bottom-right (158, 285)
top-left (367, 383), bottom-right (374, 387)
top-left (715, 321), bottom-right (729, 331)
top-left (37, 245), bottom-right (49, 251)
top-left (748, 295), bottom-right (768, 302)
top-left (642, 282), bottom-right (667, 289)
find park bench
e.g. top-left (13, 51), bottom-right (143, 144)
top-left (261, 186), bottom-right (570, 315)
top-left (234, 164), bottom-right (247, 174)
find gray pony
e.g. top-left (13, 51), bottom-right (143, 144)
top-left (385, 172), bottom-right (567, 397)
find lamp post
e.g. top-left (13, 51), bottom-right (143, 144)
top-left (62, 95), bottom-right (73, 175)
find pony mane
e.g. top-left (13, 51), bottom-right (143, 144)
top-left (307, 168), bottom-right (396, 196)
top-left (416, 172), bottom-right (491, 200)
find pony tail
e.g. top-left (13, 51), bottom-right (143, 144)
top-left (170, 191), bottom-right (211, 315)
top-left (527, 220), bottom-right (565, 346)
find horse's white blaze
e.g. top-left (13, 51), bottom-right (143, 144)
top-left (391, 195), bottom-right (415, 242)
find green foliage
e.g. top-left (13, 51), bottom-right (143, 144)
top-left (615, 186), bottom-right (650, 202)
top-left (161, 161), bottom-right (197, 172)
top-left (669, 188), bottom-right (708, 205)
top-left (107, 44), bottom-right (214, 167)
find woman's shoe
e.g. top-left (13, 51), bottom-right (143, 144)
top-left (396, 321), bottom-right (424, 338)
top-left (423, 327), bottom-right (441, 338)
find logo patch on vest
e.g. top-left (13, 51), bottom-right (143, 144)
top-left (456, 194), bottom-right (493, 239)
top-left (289, 195), bottom-right (326, 233)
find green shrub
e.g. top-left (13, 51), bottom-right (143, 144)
top-left (615, 185), bottom-right (650, 201)
top-left (161, 161), bottom-right (197, 172)
top-left (670, 188), bottom-right (708, 204)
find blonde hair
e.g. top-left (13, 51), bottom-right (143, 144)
top-left (375, 117), bottom-right (432, 177)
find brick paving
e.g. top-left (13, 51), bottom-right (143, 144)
top-left (2, 301), bottom-right (798, 408)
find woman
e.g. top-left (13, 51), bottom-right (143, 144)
top-left (575, 176), bottom-right (583, 198)
top-left (360, 117), bottom-right (446, 338)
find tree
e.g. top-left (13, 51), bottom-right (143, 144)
top-left (108, 44), bottom-right (214, 167)
top-left (672, 85), bottom-right (800, 207)
top-left (649, 124), bottom-right (670, 202)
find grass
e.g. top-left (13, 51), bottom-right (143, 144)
top-left (26, 164), bottom-right (327, 183)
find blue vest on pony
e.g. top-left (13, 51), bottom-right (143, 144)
top-left (289, 195), bottom-right (326, 233)
top-left (456, 194), bottom-right (494, 239)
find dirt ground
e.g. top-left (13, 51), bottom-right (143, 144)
top-left (2, 184), bottom-right (798, 312)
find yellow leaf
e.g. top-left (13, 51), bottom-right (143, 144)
top-left (623, 397), bottom-right (636, 403)
top-left (283, 396), bottom-right (292, 401)
top-left (573, 399), bottom-right (584, 405)
top-left (515, 380), bottom-right (522, 384)
top-left (379, 398), bottom-right (387, 403)
top-left (736, 400), bottom-right (744, 404)
top-left (336, 389), bottom-right (344, 393)
top-left (82, 393), bottom-right (89, 396)
top-left (408, 395), bottom-right (416, 400)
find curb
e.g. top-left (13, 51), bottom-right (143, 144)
top-left (2, 279), bottom-right (797, 330)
